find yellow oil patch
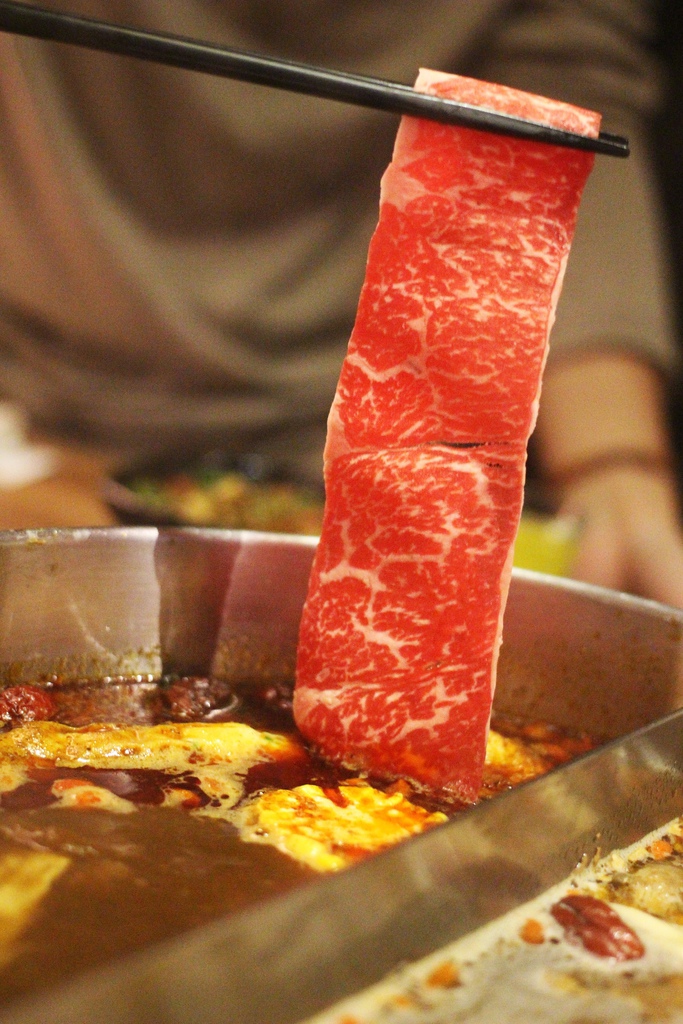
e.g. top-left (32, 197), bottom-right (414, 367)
top-left (0, 851), bottom-right (70, 968)
top-left (484, 730), bottom-right (549, 784)
top-left (0, 720), bottom-right (302, 771)
top-left (239, 779), bottom-right (447, 872)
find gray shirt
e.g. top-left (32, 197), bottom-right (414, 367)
top-left (0, 0), bottom-right (674, 482)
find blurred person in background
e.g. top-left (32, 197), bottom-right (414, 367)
top-left (1, 0), bottom-right (683, 604)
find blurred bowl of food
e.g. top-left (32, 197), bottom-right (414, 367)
top-left (103, 450), bottom-right (325, 535)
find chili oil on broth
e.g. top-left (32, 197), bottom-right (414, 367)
top-left (0, 676), bottom-right (596, 1007)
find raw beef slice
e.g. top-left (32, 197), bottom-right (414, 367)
top-left (294, 70), bottom-right (600, 803)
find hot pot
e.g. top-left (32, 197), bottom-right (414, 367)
top-left (0, 526), bottom-right (681, 1024)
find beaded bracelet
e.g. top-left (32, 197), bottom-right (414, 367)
top-left (547, 449), bottom-right (675, 492)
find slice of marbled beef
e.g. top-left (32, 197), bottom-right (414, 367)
top-left (295, 71), bottom-right (600, 803)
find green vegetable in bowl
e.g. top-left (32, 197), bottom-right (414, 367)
top-left (128, 470), bottom-right (324, 534)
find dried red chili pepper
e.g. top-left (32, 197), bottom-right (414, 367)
top-left (0, 685), bottom-right (56, 723)
top-left (550, 893), bottom-right (645, 961)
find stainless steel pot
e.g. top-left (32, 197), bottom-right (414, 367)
top-left (1, 527), bottom-right (680, 739)
top-left (0, 527), bottom-right (681, 1024)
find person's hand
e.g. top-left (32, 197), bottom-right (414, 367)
top-left (534, 350), bottom-right (683, 608)
top-left (556, 463), bottom-right (683, 608)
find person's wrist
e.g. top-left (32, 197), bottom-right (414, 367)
top-left (535, 351), bottom-right (674, 485)
top-left (549, 452), bottom-right (683, 547)
top-left (545, 448), bottom-right (674, 493)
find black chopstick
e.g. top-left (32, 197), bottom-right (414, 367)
top-left (0, 0), bottom-right (629, 157)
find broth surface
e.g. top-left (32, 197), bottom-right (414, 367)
top-left (0, 806), bottom-right (309, 1004)
top-left (0, 676), bottom-right (597, 1006)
